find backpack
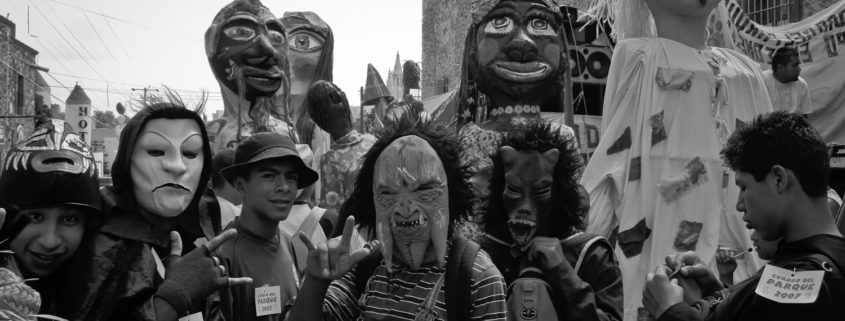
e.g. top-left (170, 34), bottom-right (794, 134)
top-left (506, 232), bottom-right (607, 321)
top-left (353, 236), bottom-right (480, 321)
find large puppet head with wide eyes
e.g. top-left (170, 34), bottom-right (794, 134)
top-left (373, 135), bottom-right (450, 271)
top-left (281, 12), bottom-right (333, 98)
top-left (472, 0), bottom-right (563, 106)
top-left (206, 0), bottom-right (288, 100)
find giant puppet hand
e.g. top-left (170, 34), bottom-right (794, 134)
top-left (155, 230), bottom-right (252, 315)
top-left (298, 216), bottom-right (378, 281)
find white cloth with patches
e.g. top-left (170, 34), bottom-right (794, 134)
top-left (580, 38), bottom-right (772, 321)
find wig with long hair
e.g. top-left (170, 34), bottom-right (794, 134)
top-left (483, 122), bottom-right (586, 240)
top-left (334, 112), bottom-right (472, 239)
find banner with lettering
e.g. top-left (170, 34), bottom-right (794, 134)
top-left (725, 0), bottom-right (845, 148)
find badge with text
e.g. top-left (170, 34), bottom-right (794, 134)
top-left (178, 312), bottom-right (204, 321)
top-left (755, 264), bottom-right (824, 304)
top-left (255, 285), bottom-right (282, 316)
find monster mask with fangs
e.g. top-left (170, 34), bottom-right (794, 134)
top-left (484, 122), bottom-right (585, 246)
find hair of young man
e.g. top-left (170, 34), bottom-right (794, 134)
top-left (483, 122), bottom-right (586, 240)
top-left (721, 111), bottom-right (829, 197)
top-left (333, 112), bottom-right (472, 239)
top-left (771, 46), bottom-right (799, 70)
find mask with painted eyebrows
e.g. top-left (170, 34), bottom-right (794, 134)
top-left (473, 0), bottom-right (563, 106)
top-left (373, 135), bottom-right (449, 271)
top-left (205, 0), bottom-right (287, 100)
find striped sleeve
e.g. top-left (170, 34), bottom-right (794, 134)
top-left (322, 269), bottom-right (361, 321)
top-left (469, 250), bottom-right (508, 321)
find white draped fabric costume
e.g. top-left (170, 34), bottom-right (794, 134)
top-left (581, 38), bottom-right (772, 321)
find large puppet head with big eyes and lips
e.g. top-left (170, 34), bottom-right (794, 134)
top-left (484, 122), bottom-right (585, 245)
top-left (205, 0), bottom-right (288, 101)
top-left (469, 0), bottom-right (564, 108)
top-left (336, 113), bottom-right (472, 271)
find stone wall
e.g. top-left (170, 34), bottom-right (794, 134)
top-left (0, 16), bottom-right (38, 162)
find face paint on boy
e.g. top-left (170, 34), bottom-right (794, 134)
top-left (130, 119), bottom-right (205, 218)
top-left (373, 136), bottom-right (449, 271)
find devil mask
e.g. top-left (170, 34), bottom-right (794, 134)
top-left (373, 136), bottom-right (450, 271)
top-left (499, 146), bottom-right (557, 245)
top-left (205, 0), bottom-right (288, 101)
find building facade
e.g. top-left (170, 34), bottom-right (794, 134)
top-left (0, 15), bottom-right (40, 163)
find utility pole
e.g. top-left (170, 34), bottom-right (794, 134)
top-left (132, 86), bottom-right (159, 106)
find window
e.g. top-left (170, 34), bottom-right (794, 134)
top-left (16, 74), bottom-right (24, 115)
top-left (743, 0), bottom-right (794, 26)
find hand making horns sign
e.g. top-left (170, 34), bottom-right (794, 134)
top-left (298, 216), bottom-right (380, 280)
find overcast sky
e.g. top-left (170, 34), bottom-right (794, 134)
top-left (1, 0), bottom-right (422, 118)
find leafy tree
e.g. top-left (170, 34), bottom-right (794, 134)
top-left (94, 110), bottom-right (119, 128)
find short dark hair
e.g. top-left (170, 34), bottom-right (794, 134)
top-left (333, 112), bottom-right (472, 239)
top-left (721, 111), bottom-right (829, 197)
top-left (771, 47), bottom-right (799, 70)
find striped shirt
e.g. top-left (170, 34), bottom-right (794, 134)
top-left (322, 250), bottom-right (507, 321)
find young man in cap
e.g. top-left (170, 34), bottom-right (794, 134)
top-left (643, 111), bottom-right (845, 321)
top-left (215, 132), bottom-right (319, 320)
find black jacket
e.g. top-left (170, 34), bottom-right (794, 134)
top-left (660, 234), bottom-right (845, 321)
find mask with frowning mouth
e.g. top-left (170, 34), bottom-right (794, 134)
top-left (373, 136), bottom-right (450, 271)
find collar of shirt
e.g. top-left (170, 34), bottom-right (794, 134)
top-left (331, 130), bottom-right (363, 149)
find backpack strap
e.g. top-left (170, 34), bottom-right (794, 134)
top-left (574, 236), bottom-right (605, 273)
top-left (446, 236), bottom-right (480, 321)
top-left (352, 251), bottom-right (383, 296)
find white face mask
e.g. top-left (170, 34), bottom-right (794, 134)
top-left (130, 119), bottom-right (205, 217)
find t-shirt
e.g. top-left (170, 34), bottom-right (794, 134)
top-left (321, 249), bottom-right (507, 321)
top-left (762, 70), bottom-right (813, 114)
top-left (216, 218), bottom-right (300, 321)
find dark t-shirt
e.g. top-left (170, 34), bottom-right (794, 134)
top-left (216, 218), bottom-right (300, 321)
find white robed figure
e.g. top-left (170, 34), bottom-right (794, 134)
top-left (580, 0), bottom-right (772, 319)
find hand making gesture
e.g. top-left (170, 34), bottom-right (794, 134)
top-left (298, 216), bottom-right (379, 280)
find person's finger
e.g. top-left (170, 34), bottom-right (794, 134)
top-left (679, 264), bottom-right (711, 278)
top-left (170, 231), bottom-right (183, 257)
top-left (654, 264), bottom-right (669, 281)
top-left (206, 229), bottom-right (238, 251)
top-left (339, 216), bottom-right (355, 249)
top-left (329, 240), bottom-right (341, 276)
top-left (298, 231), bottom-right (316, 252)
top-left (665, 254), bottom-right (680, 270)
top-left (219, 264), bottom-right (227, 276)
top-left (318, 243), bottom-right (330, 278)
top-left (212, 256), bottom-right (221, 266)
top-left (228, 277), bottom-right (252, 287)
top-left (0, 208), bottom-right (6, 229)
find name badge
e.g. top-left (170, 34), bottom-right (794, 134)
top-left (178, 312), bottom-right (204, 321)
top-left (255, 285), bottom-right (282, 316)
top-left (755, 264), bottom-right (824, 304)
